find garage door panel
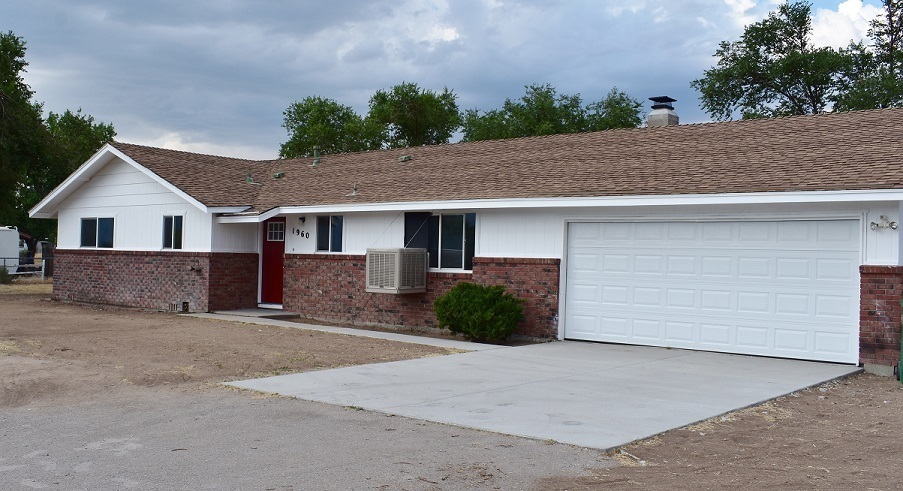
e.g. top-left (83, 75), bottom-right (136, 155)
top-left (565, 220), bottom-right (860, 364)
top-left (814, 332), bottom-right (855, 356)
top-left (600, 317), bottom-right (628, 336)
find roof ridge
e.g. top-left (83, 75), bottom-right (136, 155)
top-left (112, 140), bottom-right (263, 163)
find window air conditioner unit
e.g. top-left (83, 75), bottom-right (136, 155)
top-left (366, 248), bottom-right (428, 294)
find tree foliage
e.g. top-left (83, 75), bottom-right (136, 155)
top-left (0, 31), bottom-right (114, 245)
top-left (694, 1), bottom-right (903, 119)
top-left (461, 85), bottom-right (642, 142)
top-left (279, 96), bottom-right (383, 158)
top-left (280, 83), bottom-right (641, 156)
top-left (692, 1), bottom-right (851, 120)
top-left (368, 82), bottom-right (461, 148)
top-left (834, 0), bottom-right (903, 110)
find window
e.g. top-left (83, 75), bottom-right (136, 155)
top-left (267, 221), bottom-right (285, 241)
top-left (316, 215), bottom-right (343, 252)
top-left (163, 216), bottom-right (184, 249)
top-left (405, 212), bottom-right (475, 270)
top-left (80, 217), bottom-right (114, 248)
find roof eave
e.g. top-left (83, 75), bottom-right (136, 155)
top-left (215, 188), bottom-right (903, 223)
top-left (29, 143), bottom-right (212, 219)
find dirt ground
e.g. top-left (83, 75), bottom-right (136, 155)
top-left (3, 282), bottom-right (903, 490)
top-left (0, 288), bottom-right (451, 408)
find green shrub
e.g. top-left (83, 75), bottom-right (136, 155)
top-left (434, 282), bottom-right (524, 344)
top-left (0, 267), bottom-right (13, 285)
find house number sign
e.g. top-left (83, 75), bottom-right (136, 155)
top-left (291, 227), bottom-right (309, 238)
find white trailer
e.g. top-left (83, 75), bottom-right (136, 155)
top-left (0, 226), bottom-right (20, 273)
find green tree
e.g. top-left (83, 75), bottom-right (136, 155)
top-left (835, 0), bottom-right (903, 110)
top-left (0, 32), bottom-right (115, 245)
top-left (0, 31), bottom-right (46, 225)
top-left (279, 96), bottom-right (383, 158)
top-left (585, 87), bottom-right (644, 131)
top-left (367, 82), bottom-right (460, 148)
top-left (461, 84), bottom-right (642, 142)
top-left (692, 1), bottom-right (851, 120)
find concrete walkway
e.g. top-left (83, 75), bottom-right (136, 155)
top-left (227, 339), bottom-right (860, 450)
top-left (191, 310), bottom-right (501, 352)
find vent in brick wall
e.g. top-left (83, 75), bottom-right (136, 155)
top-left (366, 248), bottom-right (427, 294)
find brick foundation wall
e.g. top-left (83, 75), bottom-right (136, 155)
top-left (860, 265), bottom-right (903, 367)
top-left (53, 250), bottom-right (258, 312)
top-left (208, 253), bottom-right (260, 310)
top-left (282, 255), bottom-right (560, 338)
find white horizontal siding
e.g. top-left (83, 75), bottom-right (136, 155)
top-left (212, 222), bottom-right (258, 253)
top-left (283, 212), bottom-right (404, 255)
top-left (478, 202), bottom-right (901, 265)
top-left (56, 158), bottom-right (212, 251)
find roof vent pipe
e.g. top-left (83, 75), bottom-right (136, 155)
top-left (647, 96), bottom-right (679, 127)
top-left (311, 147), bottom-right (320, 167)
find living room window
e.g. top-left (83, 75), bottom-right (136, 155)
top-left (80, 217), bottom-right (114, 248)
top-left (163, 215), bottom-right (184, 249)
top-left (316, 215), bottom-right (343, 252)
top-left (404, 212), bottom-right (475, 270)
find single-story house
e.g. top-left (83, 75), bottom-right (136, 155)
top-left (30, 105), bottom-right (903, 373)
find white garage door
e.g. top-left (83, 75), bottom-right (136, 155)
top-left (564, 220), bottom-right (860, 363)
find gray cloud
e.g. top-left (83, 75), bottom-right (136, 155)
top-left (6, 0), bottom-right (879, 159)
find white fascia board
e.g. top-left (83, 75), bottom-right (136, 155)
top-left (107, 147), bottom-right (209, 213)
top-left (209, 206), bottom-right (252, 214)
top-left (215, 189), bottom-right (903, 223)
top-left (29, 143), bottom-right (116, 218)
top-left (28, 144), bottom-right (210, 219)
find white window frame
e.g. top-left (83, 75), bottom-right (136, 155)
top-left (267, 221), bottom-right (285, 242)
top-left (163, 215), bottom-right (185, 250)
top-left (316, 215), bottom-right (343, 253)
top-left (80, 217), bottom-right (115, 249)
top-left (432, 213), bottom-right (476, 271)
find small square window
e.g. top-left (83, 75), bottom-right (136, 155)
top-left (267, 221), bottom-right (285, 242)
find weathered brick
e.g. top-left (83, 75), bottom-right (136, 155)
top-left (283, 255), bottom-right (560, 339)
top-left (54, 249), bottom-right (258, 312)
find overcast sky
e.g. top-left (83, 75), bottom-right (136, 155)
top-left (6, 0), bottom-right (884, 159)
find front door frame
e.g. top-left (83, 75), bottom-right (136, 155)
top-left (260, 217), bottom-right (286, 306)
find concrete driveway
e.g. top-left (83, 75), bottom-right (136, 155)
top-left (228, 341), bottom-right (860, 450)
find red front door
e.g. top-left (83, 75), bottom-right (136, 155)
top-left (260, 217), bottom-right (286, 304)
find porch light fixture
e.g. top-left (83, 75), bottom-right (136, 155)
top-left (870, 215), bottom-right (898, 231)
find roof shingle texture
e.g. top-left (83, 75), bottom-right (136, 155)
top-left (114, 108), bottom-right (903, 213)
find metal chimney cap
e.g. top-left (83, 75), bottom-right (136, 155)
top-left (649, 96), bottom-right (676, 110)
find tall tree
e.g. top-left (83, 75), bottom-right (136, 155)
top-left (0, 32), bottom-right (115, 244)
top-left (0, 31), bottom-right (46, 225)
top-left (368, 82), bottom-right (460, 148)
top-left (279, 96), bottom-right (383, 158)
top-left (834, 0), bottom-right (903, 110)
top-left (692, 1), bottom-right (850, 120)
top-left (462, 84), bottom-right (642, 142)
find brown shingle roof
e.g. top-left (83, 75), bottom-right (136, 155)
top-left (112, 142), bottom-right (275, 208)
top-left (114, 108), bottom-right (903, 213)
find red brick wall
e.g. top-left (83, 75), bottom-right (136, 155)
top-left (282, 254), bottom-right (560, 338)
top-left (53, 250), bottom-right (258, 312)
top-left (208, 253), bottom-right (260, 310)
top-left (860, 265), bottom-right (903, 367)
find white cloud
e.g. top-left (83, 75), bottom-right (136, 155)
top-left (811, 0), bottom-right (880, 48)
top-left (142, 131), bottom-right (275, 160)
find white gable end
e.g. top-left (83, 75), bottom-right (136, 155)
top-left (56, 157), bottom-right (213, 251)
